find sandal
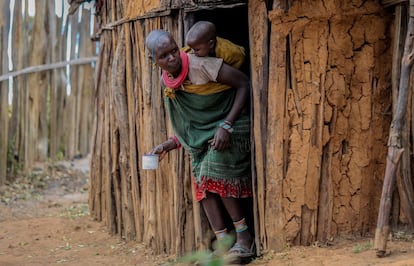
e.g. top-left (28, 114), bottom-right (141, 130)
top-left (227, 241), bottom-right (256, 258)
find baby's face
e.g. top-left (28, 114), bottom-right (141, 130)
top-left (187, 40), bottom-right (212, 57)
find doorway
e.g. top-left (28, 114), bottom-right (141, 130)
top-left (183, 3), bottom-right (256, 243)
top-left (184, 4), bottom-right (250, 76)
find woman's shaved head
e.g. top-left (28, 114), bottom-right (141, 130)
top-left (145, 29), bottom-right (181, 75)
top-left (145, 30), bottom-right (171, 54)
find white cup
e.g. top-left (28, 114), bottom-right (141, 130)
top-left (142, 154), bottom-right (159, 170)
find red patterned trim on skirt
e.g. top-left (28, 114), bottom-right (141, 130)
top-left (194, 176), bottom-right (253, 202)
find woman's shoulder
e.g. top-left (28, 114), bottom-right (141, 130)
top-left (188, 54), bottom-right (224, 84)
top-left (188, 54), bottom-right (223, 68)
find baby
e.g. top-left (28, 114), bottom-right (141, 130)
top-left (184, 21), bottom-right (245, 69)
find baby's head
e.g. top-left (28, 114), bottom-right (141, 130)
top-left (185, 21), bottom-right (217, 57)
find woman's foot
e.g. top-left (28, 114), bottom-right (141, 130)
top-left (228, 240), bottom-right (256, 258)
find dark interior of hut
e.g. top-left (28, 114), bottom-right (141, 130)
top-left (190, 4), bottom-right (251, 76)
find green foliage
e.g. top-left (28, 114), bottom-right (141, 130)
top-left (352, 241), bottom-right (373, 253)
top-left (60, 204), bottom-right (90, 220)
top-left (167, 235), bottom-right (235, 266)
top-left (56, 150), bottom-right (65, 161)
top-left (6, 137), bottom-right (22, 176)
top-left (55, 141), bottom-right (66, 161)
top-left (352, 244), bottom-right (361, 254)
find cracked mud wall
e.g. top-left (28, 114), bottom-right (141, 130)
top-left (253, 0), bottom-right (393, 250)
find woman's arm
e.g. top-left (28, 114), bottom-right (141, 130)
top-left (216, 63), bottom-right (250, 123)
top-left (150, 136), bottom-right (181, 161)
top-left (212, 63), bottom-right (251, 151)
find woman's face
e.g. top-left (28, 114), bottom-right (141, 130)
top-left (153, 36), bottom-right (181, 75)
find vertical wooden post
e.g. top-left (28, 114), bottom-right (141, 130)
top-left (30, 1), bottom-right (49, 162)
top-left (0, 1), bottom-right (10, 185)
top-left (374, 147), bottom-right (403, 256)
top-left (375, 0), bottom-right (414, 257)
top-left (0, 0), bottom-right (10, 184)
top-left (248, 0), bottom-right (269, 254)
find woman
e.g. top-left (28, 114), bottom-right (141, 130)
top-left (146, 29), bottom-right (255, 258)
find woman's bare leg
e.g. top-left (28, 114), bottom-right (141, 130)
top-left (221, 197), bottom-right (253, 249)
top-left (200, 192), bottom-right (227, 231)
top-left (201, 192), bottom-right (254, 254)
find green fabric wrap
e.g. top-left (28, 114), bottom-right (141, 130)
top-left (165, 89), bottom-right (251, 183)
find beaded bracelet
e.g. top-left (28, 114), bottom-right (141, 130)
top-left (219, 121), bottom-right (234, 133)
top-left (223, 120), bottom-right (233, 126)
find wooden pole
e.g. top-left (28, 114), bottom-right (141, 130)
top-left (248, 0), bottom-right (270, 255)
top-left (0, 0), bottom-right (10, 185)
top-left (374, 147), bottom-right (403, 257)
top-left (375, 0), bottom-right (414, 257)
top-left (0, 57), bottom-right (98, 82)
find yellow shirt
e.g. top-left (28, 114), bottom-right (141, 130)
top-left (214, 37), bottom-right (245, 69)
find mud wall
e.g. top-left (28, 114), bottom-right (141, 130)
top-left (250, 0), bottom-right (393, 251)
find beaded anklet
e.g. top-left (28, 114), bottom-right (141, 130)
top-left (214, 228), bottom-right (228, 239)
top-left (233, 218), bottom-right (248, 233)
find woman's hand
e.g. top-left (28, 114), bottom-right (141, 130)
top-left (150, 143), bottom-right (167, 161)
top-left (210, 127), bottom-right (231, 151)
top-left (150, 138), bottom-right (177, 161)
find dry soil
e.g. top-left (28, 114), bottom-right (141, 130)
top-left (1, 157), bottom-right (414, 266)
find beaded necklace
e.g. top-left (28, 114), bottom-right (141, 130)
top-left (162, 51), bottom-right (189, 89)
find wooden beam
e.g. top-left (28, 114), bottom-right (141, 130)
top-left (0, 57), bottom-right (98, 82)
top-left (382, 0), bottom-right (407, 7)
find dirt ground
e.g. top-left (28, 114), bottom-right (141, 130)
top-left (1, 157), bottom-right (414, 266)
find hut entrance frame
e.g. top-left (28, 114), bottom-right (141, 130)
top-left (182, 3), bottom-right (258, 250)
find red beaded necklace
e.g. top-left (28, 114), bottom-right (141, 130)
top-left (162, 51), bottom-right (189, 89)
